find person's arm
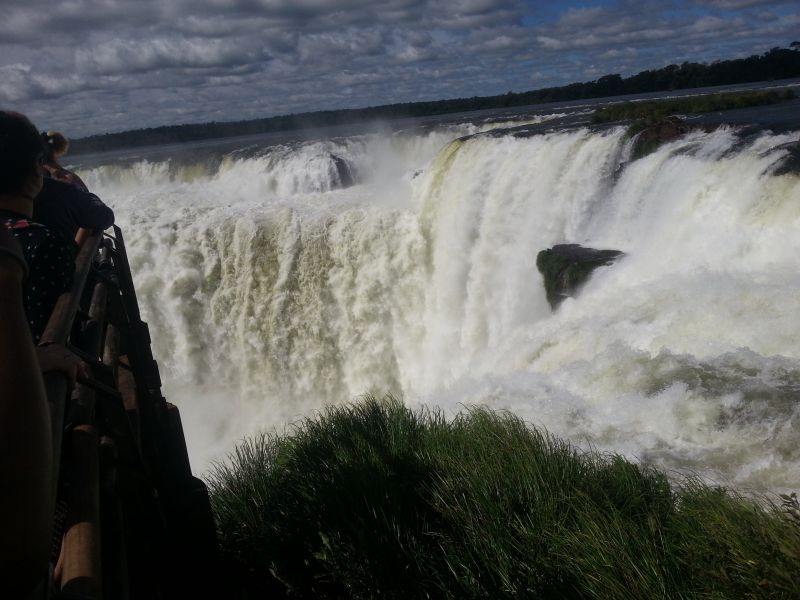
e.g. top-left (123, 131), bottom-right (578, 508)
top-left (74, 226), bottom-right (90, 247)
top-left (71, 189), bottom-right (113, 247)
top-left (71, 188), bottom-right (114, 233)
top-left (36, 344), bottom-right (88, 387)
top-left (0, 229), bottom-right (52, 594)
top-left (25, 230), bottom-right (87, 385)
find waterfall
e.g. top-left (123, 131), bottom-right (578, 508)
top-left (81, 121), bottom-right (800, 490)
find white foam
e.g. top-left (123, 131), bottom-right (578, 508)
top-left (83, 121), bottom-right (800, 492)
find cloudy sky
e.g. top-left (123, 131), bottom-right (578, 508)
top-left (1, 0), bottom-right (798, 137)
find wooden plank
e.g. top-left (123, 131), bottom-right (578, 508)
top-left (60, 423), bottom-right (102, 599)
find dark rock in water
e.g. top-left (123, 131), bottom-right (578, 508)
top-left (630, 117), bottom-right (712, 160)
top-left (537, 244), bottom-right (624, 310)
top-left (330, 153), bottom-right (355, 188)
top-left (772, 140), bottom-right (800, 176)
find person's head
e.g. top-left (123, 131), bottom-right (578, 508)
top-left (42, 131), bottom-right (69, 160)
top-left (0, 111), bottom-right (45, 199)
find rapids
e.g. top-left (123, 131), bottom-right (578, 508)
top-left (79, 116), bottom-right (800, 492)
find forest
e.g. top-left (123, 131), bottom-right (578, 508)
top-left (71, 44), bottom-right (800, 154)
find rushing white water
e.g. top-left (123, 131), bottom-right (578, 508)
top-left (79, 117), bottom-right (800, 492)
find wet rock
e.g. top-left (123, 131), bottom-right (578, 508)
top-left (330, 153), bottom-right (355, 188)
top-left (536, 244), bottom-right (624, 310)
top-left (772, 140), bottom-right (800, 176)
top-left (630, 117), bottom-right (711, 160)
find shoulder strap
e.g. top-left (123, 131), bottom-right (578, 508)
top-left (3, 218), bottom-right (46, 230)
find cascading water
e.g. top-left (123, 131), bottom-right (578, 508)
top-left (79, 117), bottom-right (800, 492)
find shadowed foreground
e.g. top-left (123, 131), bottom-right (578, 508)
top-left (208, 397), bottom-right (800, 599)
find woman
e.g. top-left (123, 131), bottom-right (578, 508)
top-left (41, 131), bottom-right (88, 192)
top-left (0, 112), bottom-right (87, 595)
top-left (0, 112), bottom-right (75, 343)
top-left (36, 131), bottom-right (114, 247)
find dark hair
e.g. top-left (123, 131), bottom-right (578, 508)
top-left (42, 131), bottom-right (70, 159)
top-left (0, 111), bottom-right (45, 195)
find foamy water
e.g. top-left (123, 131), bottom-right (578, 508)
top-left (79, 115), bottom-right (800, 492)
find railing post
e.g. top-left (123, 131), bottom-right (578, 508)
top-left (31, 226), bottom-right (222, 598)
top-left (40, 232), bottom-right (103, 500)
top-left (58, 262), bottom-right (110, 599)
top-left (59, 423), bottom-right (102, 599)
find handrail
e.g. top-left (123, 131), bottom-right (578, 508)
top-left (33, 227), bottom-right (219, 599)
top-left (39, 231), bottom-right (104, 556)
top-left (40, 231), bottom-right (103, 347)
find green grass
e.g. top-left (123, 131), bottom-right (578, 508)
top-left (208, 397), bottom-right (800, 599)
top-left (591, 89), bottom-right (797, 125)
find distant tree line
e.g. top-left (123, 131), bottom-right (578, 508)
top-left (71, 44), bottom-right (800, 154)
top-left (591, 89), bottom-right (797, 124)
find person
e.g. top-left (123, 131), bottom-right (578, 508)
top-left (0, 111), bottom-right (87, 371)
top-left (0, 116), bottom-right (87, 596)
top-left (0, 228), bottom-right (52, 595)
top-left (0, 111), bottom-right (75, 343)
top-left (41, 131), bottom-right (88, 192)
top-left (36, 131), bottom-right (113, 247)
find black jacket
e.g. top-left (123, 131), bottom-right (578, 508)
top-left (34, 178), bottom-right (114, 244)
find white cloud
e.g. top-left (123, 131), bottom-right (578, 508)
top-left (599, 47), bottom-right (639, 59)
top-left (0, 64), bottom-right (33, 102)
top-left (75, 37), bottom-right (269, 75)
top-left (1, 0), bottom-right (797, 136)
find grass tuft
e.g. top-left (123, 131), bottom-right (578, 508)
top-left (208, 396), bottom-right (800, 599)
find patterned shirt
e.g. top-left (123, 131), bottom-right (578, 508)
top-left (1, 211), bottom-right (74, 343)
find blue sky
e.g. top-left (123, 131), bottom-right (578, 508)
top-left (1, 0), bottom-right (797, 136)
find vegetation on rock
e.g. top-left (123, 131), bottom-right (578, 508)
top-left (591, 89), bottom-right (797, 125)
top-left (589, 89), bottom-right (797, 160)
top-left (537, 244), bottom-right (624, 310)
